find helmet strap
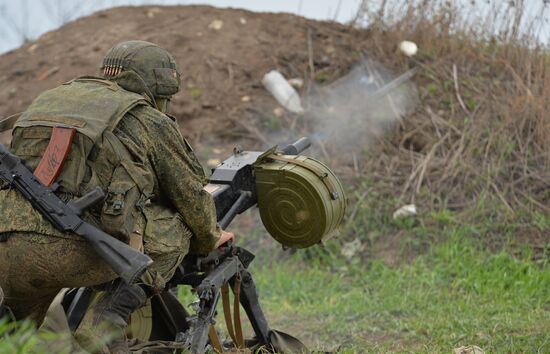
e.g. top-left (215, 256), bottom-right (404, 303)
top-left (154, 98), bottom-right (170, 113)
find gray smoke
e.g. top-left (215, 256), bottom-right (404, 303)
top-left (194, 59), bottom-right (419, 173)
top-left (302, 60), bottom-right (419, 165)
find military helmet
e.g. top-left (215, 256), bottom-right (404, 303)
top-left (101, 40), bottom-right (180, 99)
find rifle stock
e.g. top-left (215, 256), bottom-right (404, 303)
top-left (0, 143), bottom-right (152, 284)
top-left (73, 222), bottom-right (152, 284)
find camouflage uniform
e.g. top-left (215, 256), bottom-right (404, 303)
top-left (0, 42), bottom-right (220, 331)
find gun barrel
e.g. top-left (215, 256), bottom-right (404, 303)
top-left (280, 137), bottom-right (311, 155)
top-left (219, 191), bottom-right (252, 229)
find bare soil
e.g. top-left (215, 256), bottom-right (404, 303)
top-left (0, 5), bottom-right (369, 147)
top-left (1, 4), bottom-right (548, 263)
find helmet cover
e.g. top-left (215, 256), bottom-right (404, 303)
top-left (102, 40), bottom-right (180, 98)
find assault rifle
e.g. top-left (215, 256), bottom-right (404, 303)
top-left (0, 143), bottom-right (152, 284)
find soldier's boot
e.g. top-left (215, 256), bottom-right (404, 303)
top-left (93, 282), bottom-right (147, 354)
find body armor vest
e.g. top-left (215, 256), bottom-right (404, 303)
top-left (8, 77), bottom-right (154, 241)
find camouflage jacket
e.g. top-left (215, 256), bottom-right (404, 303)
top-left (0, 77), bottom-right (220, 255)
top-left (114, 105), bottom-right (221, 255)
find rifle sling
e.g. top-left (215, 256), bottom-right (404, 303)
top-left (222, 283), bottom-right (238, 345)
top-left (33, 126), bottom-right (76, 187)
top-left (220, 279), bottom-right (245, 350)
top-left (233, 277), bottom-right (245, 348)
top-left (208, 325), bottom-right (224, 353)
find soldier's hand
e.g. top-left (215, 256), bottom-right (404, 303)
top-left (215, 230), bottom-right (235, 248)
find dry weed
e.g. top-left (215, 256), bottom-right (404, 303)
top-left (344, 0), bottom-right (550, 217)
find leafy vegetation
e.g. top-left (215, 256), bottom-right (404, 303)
top-left (0, 319), bottom-right (66, 354)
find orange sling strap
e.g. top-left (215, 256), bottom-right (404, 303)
top-left (33, 126), bottom-right (76, 187)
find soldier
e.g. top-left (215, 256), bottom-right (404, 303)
top-left (0, 40), bottom-right (233, 352)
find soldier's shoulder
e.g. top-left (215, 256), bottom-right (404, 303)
top-left (129, 105), bottom-right (176, 129)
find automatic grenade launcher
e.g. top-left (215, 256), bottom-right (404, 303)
top-left (207, 137), bottom-right (347, 248)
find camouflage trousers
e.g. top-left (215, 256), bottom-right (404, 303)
top-left (0, 233), bottom-right (116, 324)
top-left (0, 207), bottom-right (191, 326)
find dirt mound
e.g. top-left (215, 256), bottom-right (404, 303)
top-left (2, 4), bottom-right (549, 260)
top-left (0, 5), bottom-right (369, 149)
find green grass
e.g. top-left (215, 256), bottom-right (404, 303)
top-left (3, 183), bottom-right (549, 353)
top-left (247, 233), bottom-right (550, 353)
top-left (197, 181), bottom-right (550, 353)
top-left (3, 230), bottom-right (549, 354)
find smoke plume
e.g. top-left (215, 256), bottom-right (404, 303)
top-left (301, 59), bottom-right (419, 166)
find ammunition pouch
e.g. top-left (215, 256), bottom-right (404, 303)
top-left (101, 164), bottom-right (143, 242)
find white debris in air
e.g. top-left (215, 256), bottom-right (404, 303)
top-left (262, 70), bottom-right (304, 114)
top-left (399, 41), bottom-right (418, 57)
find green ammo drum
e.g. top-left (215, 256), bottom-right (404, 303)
top-left (254, 154), bottom-right (347, 248)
